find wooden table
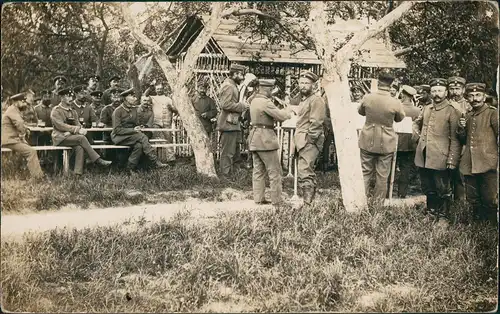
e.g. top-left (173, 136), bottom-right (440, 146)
top-left (27, 127), bottom-right (180, 132)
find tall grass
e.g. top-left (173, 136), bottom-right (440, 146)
top-left (2, 196), bottom-right (497, 312)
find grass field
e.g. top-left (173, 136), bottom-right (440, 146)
top-left (1, 155), bottom-right (498, 312)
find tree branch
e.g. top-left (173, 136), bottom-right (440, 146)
top-left (394, 38), bottom-right (438, 56)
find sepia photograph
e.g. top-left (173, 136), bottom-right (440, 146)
top-left (1, 1), bottom-right (498, 312)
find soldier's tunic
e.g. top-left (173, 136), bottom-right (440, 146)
top-left (413, 99), bottom-right (460, 214)
top-left (137, 105), bottom-right (155, 139)
top-left (358, 89), bottom-right (405, 200)
top-left (248, 93), bottom-right (291, 204)
top-left (1, 105), bottom-right (44, 178)
top-left (394, 99), bottom-right (421, 198)
top-left (50, 104), bottom-right (101, 175)
top-left (216, 77), bottom-right (247, 175)
top-left (192, 93), bottom-right (218, 135)
top-left (294, 93), bottom-right (326, 193)
top-left (100, 103), bottom-right (119, 143)
top-left (33, 102), bottom-right (53, 146)
top-left (111, 104), bottom-right (159, 168)
top-left (457, 104), bottom-right (498, 222)
top-left (72, 100), bottom-right (98, 128)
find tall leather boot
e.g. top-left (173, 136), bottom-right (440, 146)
top-left (426, 193), bottom-right (437, 215)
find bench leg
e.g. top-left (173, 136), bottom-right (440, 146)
top-left (63, 150), bottom-right (70, 174)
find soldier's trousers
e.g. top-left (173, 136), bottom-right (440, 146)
top-left (395, 151), bottom-right (417, 198)
top-left (219, 131), bottom-right (240, 175)
top-left (451, 168), bottom-right (466, 201)
top-left (419, 168), bottom-right (452, 214)
top-left (2, 143), bottom-right (44, 178)
top-left (59, 135), bottom-right (101, 175)
top-left (464, 170), bottom-right (498, 222)
top-left (360, 149), bottom-right (393, 201)
top-left (298, 142), bottom-right (320, 189)
top-left (252, 150), bottom-right (282, 204)
top-left (114, 133), bottom-right (158, 168)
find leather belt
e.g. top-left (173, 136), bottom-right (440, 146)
top-left (251, 124), bottom-right (275, 129)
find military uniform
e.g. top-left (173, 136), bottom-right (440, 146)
top-left (216, 65), bottom-right (248, 175)
top-left (102, 76), bottom-right (120, 106)
top-left (50, 76), bottom-right (67, 107)
top-left (150, 94), bottom-right (177, 162)
top-left (248, 80), bottom-right (291, 205)
top-left (294, 71), bottom-right (326, 204)
top-left (457, 83), bottom-right (498, 222)
top-left (413, 78), bottom-right (461, 217)
top-left (1, 93), bottom-right (44, 178)
top-left (192, 92), bottom-right (218, 135)
top-left (358, 73), bottom-right (406, 201)
top-left (111, 88), bottom-right (165, 171)
top-left (72, 100), bottom-right (98, 128)
top-left (50, 88), bottom-right (109, 175)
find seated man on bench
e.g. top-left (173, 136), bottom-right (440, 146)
top-left (111, 88), bottom-right (168, 173)
top-left (1, 93), bottom-right (45, 179)
top-left (50, 87), bottom-right (112, 177)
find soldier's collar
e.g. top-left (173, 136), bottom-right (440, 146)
top-left (432, 99), bottom-right (449, 111)
top-left (59, 103), bottom-right (72, 111)
top-left (73, 100), bottom-right (85, 108)
top-left (120, 104), bottom-right (132, 112)
top-left (471, 103), bottom-right (488, 115)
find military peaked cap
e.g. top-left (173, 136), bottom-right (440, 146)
top-left (465, 83), bottom-right (486, 93)
top-left (300, 71), bottom-right (319, 83)
top-left (429, 78), bottom-right (448, 87)
top-left (110, 88), bottom-right (124, 95)
top-left (57, 87), bottom-right (75, 96)
top-left (229, 63), bottom-right (248, 73)
top-left (401, 85), bottom-right (417, 96)
top-left (120, 88), bottom-right (135, 97)
top-left (88, 75), bottom-right (100, 81)
top-left (90, 90), bottom-right (103, 98)
top-left (377, 72), bottom-right (394, 85)
top-left (10, 93), bottom-right (26, 101)
top-left (447, 76), bottom-right (466, 87)
top-left (420, 84), bottom-right (431, 93)
top-left (53, 75), bottom-right (67, 83)
top-left (109, 75), bottom-right (120, 83)
top-left (258, 79), bottom-right (276, 87)
top-left (73, 85), bottom-right (87, 93)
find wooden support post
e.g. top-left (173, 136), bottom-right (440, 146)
top-left (62, 150), bottom-right (70, 174)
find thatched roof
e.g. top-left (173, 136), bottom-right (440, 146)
top-left (166, 15), bottom-right (406, 68)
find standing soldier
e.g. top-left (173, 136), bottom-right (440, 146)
top-left (393, 85), bottom-right (421, 198)
top-left (294, 71), bottom-right (326, 205)
top-left (216, 63), bottom-right (249, 176)
top-left (248, 79), bottom-right (292, 205)
top-left (51, 76), bottom-right (67, 107)
top-left (416, 85), bottom-right (432, 108)
top-left (457, 83), bottom-right (498, 223)
top-left (50, 87), bottom-right (112, 177)
top-left (150, 83), bottom-right (177, 164)
top-left (447, 76), bottom-right (470, 202)
top-left (192, 81), bottom-right (218, 155)
top-left (358, 72), bottom-right (405, 202)
top-left (413, 78), bottom-right (461, 219)
top-left (1, 93), bottom-right (45, 179)
top-left (111, 88), bottom-right (168, 173)
top-left (102, 75), bottom-right (121, 106)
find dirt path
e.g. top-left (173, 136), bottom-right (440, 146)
top-left (1, 190), bottom-right (425, 242)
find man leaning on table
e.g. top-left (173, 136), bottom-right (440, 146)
top-left (1, 93), bottom-right (45, 179)
top-left (50, 87), bottom-right (112, 177)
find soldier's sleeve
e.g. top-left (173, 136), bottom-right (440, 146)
top-left (412, 108), bottom-right (424, 135)
top-left (112, 108), bottom-right (136, 135)
top-left (490, 108), bottom-right (498, 144)
top-left (99, 107), bottom-right (109, 125)
top-left (394, 101), bottom-right (406, 123)
top-left (447, 108), bottom-right (461, 167)
top-left (50, 108), bottom-right (79, 134)
top-left (9, 109), bottom-right (27, 136)
top-left (263, 100), bottom-right (291, 123)
top-left (219, 84), bottom-right (246, 113)
top-left (205, 97), bottom-right (218, 119)
top-left (357, 96), bottom-right (367, 116)
top-left (308, 96), bottom-right (326, 141)
top-left (89, 107), bottom-right (98, 123)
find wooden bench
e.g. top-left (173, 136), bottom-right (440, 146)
top-left (93, 139), bottom-right (167, 145)
top-left (2, 146), bottom-right (73, 173)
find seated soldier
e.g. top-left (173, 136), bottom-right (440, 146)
top-left (33, 90), bottom-right (53, 145)
top-left (50, 87), bottom-right (112, 177)
top-left (111, 88), bottom-right (168, 172)
top-left (1, 93), bottom-right (45, 179)
top-left (100, 88), bottom-right (123, 144)
top-left (90, 90), bottom-right (105, 120)
top-left (72, 85), bottom-right (99, 128)
top-left (137, 96), bottom-right (154, 139)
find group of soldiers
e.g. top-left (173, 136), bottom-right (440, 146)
top-left (2, 74), bottom-right (181, 177)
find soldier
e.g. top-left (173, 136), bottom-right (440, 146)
top-left (111, 88), bottom-right (168, 173)
top-left (1, 93), bottom-right (45, 179)
top-left (192, 81), bottom-right (218, 136)
top-left (393, 85), bottom-right (421, 198)
top-left (248, 79), bottom-right (292, 205)
top-left (457, 83), bottom-right (498, 223)
top-left (358, 72), bottom-right (405, 202)
top-left (413, 78), bottom-right (461, 219)
top-left (294, 71), bottom-right (326, 205)
top-left (447, 76), bottom-right (470, 202)
top-left (216, 63), bottom-right (249, 176)
top-left (100, 88), bottom-right (123, 144)
top-left (137, 96), bottom-right (154, 139)
top-left (33, 90), bottom-right (53, 149)
top-left (150, 83), bottom-right (177, 163)
top-left (416, 85), bottom-right (432, 108)
top-left (50, 76), bottom-right (67, 106)
top-left (351, 85), bottom-right (364, 103)
top-left (50, 87), bottom-right (112, 177)
top-left (72, 85), bottom-right (98, 128)
top-left (86, 75), bottom-right (100, 95)
top-left (102, 75), bottom-right (121, 106)
top-left (90, 90), bottom-right (105, 120)
top-left (390, 83), bottom-right (399, 98)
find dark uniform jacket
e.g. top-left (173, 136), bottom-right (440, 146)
top-left (100, 104), bottom-right (118, 127)
top-left (92, 102), bottom-right (105, 121)
top-left (50, 104), bottom-right (82, 146)
top-left (72, 100), bottom-right (98, 128)
top-left (1, 105), bottom-right (27, 146)
top-left (192, 94), bottom-right (218, 134)
top-left (413, 99), bottom-right (460, 170)
top-left (397, 99), bottom-right (421, 152)
top-left (34, 103), bottom-right (53, 127)
top-left (137, 106), bottom-right (154, 127)
top-left (111, 104), bottom-right (139, 144)
top-left (216, 77), bottom-right (246, 132)
top-left (358, 89), bottom-right (405, 154)
top-left (102, 88), bottom-right (114, 107)
top-left (295, 93), bottom-right (326, 151)
top-left (456, 104), bottom-right (498, 175)
top-left (50, 89), bottom-right (62, 107)
top-left (248, 94), bottom-right (291, 151)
